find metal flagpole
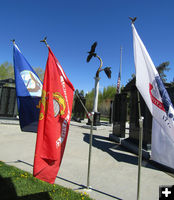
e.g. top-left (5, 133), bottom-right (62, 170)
top-left (75, 91), bottom-right (93, 189)
top-left (129, 16), bottom-right (143, 200)
top-left (86, 114), bottom-right (93, 189)
top-left (136, 91), bottom-right (144, 200)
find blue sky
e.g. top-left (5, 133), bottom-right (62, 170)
top-left (1, 0), bottom-right (174, 93)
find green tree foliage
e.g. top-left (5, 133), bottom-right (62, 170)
top-left (79, 90), bottom-right (84, 97)
top-left (98, 85), bottom-right (116, 115)
top-left (127, 73), bottom-right (135, 83)
top-left (0, 62), bottom-right (45, 82)
top-left (33, 66), bottom-right (45, 81)
top-left (85, 85), bottom-right (117, 115)
top-left (102, 85), bottom-right (116, 100)
top-left (85, 89), bottom-right (94, 112)
top-left (127, 62), bottom-right (170, 84)
top-left (0, 62), bottom-right (14, 80)
top-left (156, 61), bottom-right (170, 82)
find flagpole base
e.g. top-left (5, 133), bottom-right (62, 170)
top-left (85, 186), bottom-right (92, 192)
top-left (87, 112), bottom-right (101, 126)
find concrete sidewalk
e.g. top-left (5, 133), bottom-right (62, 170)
top-left (0, 120), bottom-right (173, 200)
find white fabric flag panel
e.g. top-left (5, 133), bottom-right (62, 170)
top-left (132, 24), bottom-right (174, 169)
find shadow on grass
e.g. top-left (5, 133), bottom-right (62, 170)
top-left (56, 176), bottom-right (123, 200)
top-left (0, 175), bottom-right (51, 200)
top-left (13, 160), bottom-right (123, 200)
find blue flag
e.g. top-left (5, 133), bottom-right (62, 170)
top-left (13, 43), bottom-right (43, 132)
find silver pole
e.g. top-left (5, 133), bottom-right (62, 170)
top-left (137, 116), bottom-right (144, 200)
top-left (93, 77), bottom-right (100, 112)
top-left (136, 91), bottom-right (143, 200)
top-left (93, 55), bottom-right (103, 112)
top-left (87, 113), bottom-right (93, 189)
top-left (75, 91), bottom-right (93, 189)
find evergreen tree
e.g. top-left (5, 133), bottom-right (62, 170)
top-left (156, 61), bottom-right (170, 82)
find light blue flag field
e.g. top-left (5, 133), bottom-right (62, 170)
top-left (13, 43), bottom-right (43, 132)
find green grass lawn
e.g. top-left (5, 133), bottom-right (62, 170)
top-left (0, 161), bottom-right (94, 200)
top-left (100, 116), bottom-right (109, 122)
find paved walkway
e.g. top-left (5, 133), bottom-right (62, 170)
top-left (0, 119), bottom-right (173, 200)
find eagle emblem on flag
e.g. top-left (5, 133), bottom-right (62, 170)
top-left (38, 90), bottom-right (66, 120)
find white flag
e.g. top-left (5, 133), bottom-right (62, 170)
top-left (152, 118), bottom-right (174, 169)
top-left (132, 24), bottom-right (174, 169)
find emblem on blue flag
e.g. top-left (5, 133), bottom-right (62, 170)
top-left (13, 43), bottom-right (43, 132)
top-left (20, 70), bottom-right (42, 96)
top-left (155, 76), bottom-right (173, 114)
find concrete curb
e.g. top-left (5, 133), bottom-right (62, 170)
top-left (109, 133), bottom-right (150, 160)
top-left (109, 133), bottom-right (174, 175)
top-left (0, 117), bottom-right (19, 125)
top-left (71, 120), bottom-right (112, 130)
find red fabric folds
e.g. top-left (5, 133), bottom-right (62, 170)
top-left (33, 47), bottom-right (74, 184)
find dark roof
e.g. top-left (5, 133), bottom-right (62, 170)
top-left (123, 77), bottom-right (136, 92)
top-left (0, 78), bottom-right (15, 86)
top-left (123, 77), bottom-right (173, 92)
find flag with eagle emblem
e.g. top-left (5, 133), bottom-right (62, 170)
top-left (13, 43), bottom-right (42, 132)
top-left (33, 46), bottom-right (74, 184)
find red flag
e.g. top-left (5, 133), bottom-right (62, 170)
top-left (116, 71), bottom-right (121, 94)
top-left (33, 47), bottom-right (74, 184)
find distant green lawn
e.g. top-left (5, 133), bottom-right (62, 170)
top-left (0, 161), bottom-right (94, 200)
top-left (83, 116), bottom-right (109, 122)
top-left (100, 116), bottom-right (109, 122)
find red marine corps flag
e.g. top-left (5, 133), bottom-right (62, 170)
top-left (33, 46), bottom-right (74, 184)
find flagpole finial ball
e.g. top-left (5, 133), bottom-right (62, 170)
top-left (11, 39), bottom-right (15, 44)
